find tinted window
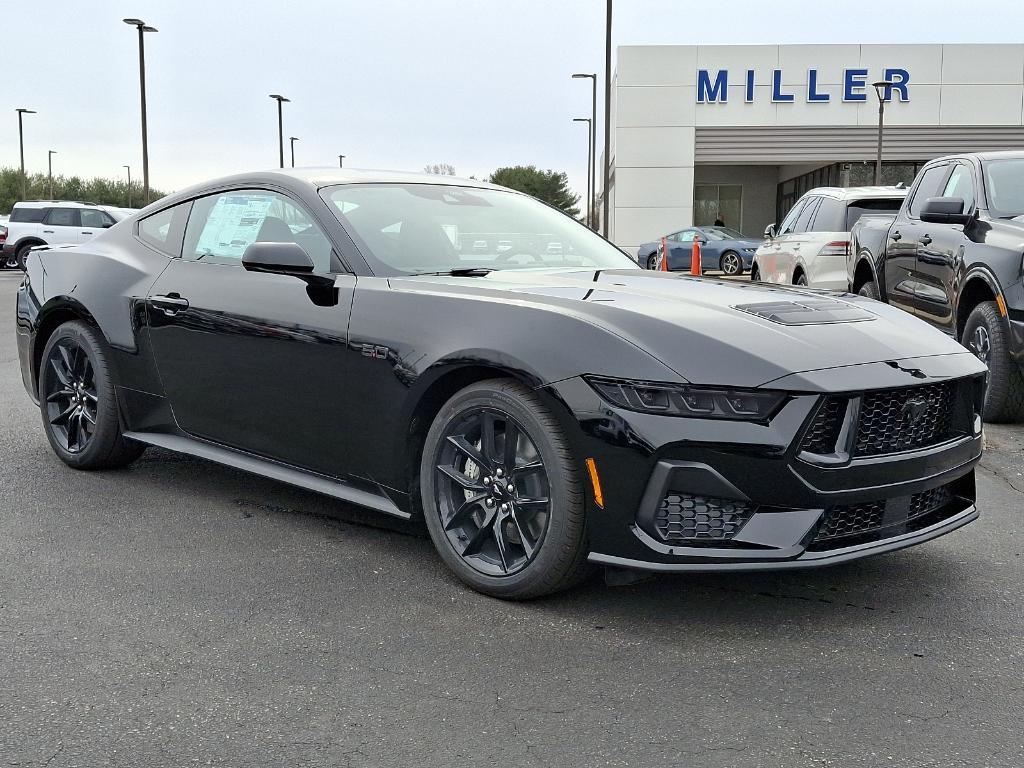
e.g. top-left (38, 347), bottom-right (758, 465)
top-left (942, 165), bottom-right (976, 212)
top-left (703, 227), bottom-right (744, 240)
top-left (10, 207), bottom-right (45, 223)
top-left (809, 197), bottom-right (846, 232)
top-left (138, 202), bottom-right (192, 257)
top-left (844, 197), bottom-right (905, 230)
top-left (778, 198), bottom-right (807, 235)
top-left (793, 197), bottom-right (821, 233)
top-left (908, 164), bottom-right (951, 218)
top-left (45, 208), bottom-right (78, 226)
top-left (984, 158), bottom-right (1024, 218)
top-left (80, 209), bottom-right (108, 228)
top-left (183, 190), bottom-right (334, 271)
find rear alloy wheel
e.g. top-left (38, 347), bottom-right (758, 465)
top-left (962, 301), bottom-right (1024, 423)
top-left (647, 254), bottom-right (658, 270)
top-left (421, 379), bottom-right (589, 598)
top-left (39, 321), bottom-right (145, 469)
top-left (719, 251), bottom-right (742, 276)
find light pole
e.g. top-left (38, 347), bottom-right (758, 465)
top-left (602, 0), bottom-right (612, 238)
top-left (290, 136), bottom-right (299, 168)
top-left (872, 80), bottom-right (895, 186)
top-left (269, 94), bottom-right (290, 168)
top-left (124, 165), bottom-right (132, 207)
top-left (124, 19), bottom-right (157, 205)
top-left (48, 150), bottom-right (57, 199)
top-left (573, 118), bottom-right (592, 227)
top-left (339, 154), bottom-right (345, 168)
top-left (16, 108), bottom-right (36, 200)
top-left (572, 73), bottom-right (597, 228)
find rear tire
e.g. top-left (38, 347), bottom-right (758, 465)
top-left (38, 321), bottom-right (146, 470)
top-left (962, 301), bottom-right (1024, 423)
top-left (858, 281), bottom-right (880, 300)
top-left (420, 379), bottom-right (590, 599)
top-left (750, 264), bottom-right (760, 281)
top-left (16, 243), bottom-right (36, 271)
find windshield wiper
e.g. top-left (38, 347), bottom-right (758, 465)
top-left (411, 267), bottom-right (496, 277)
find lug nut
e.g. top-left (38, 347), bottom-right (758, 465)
top-left (500, 503), bottom-right (509, 512)
top-left (483, 476), bottom-right (492, 485)
top-left (485, 498), bottom-right (495, 507)
top-left (495, 468), bottom-right (504, 478)
top-left (507, 483), bottom-right (514, 493)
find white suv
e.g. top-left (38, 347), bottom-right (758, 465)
top-left (2, 201), bottom-right (118, 269)
top-left (752, 186), bottom-right (907, 289)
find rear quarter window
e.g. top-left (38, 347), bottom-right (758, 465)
top-left (10, 207), bottom-right (45, 223)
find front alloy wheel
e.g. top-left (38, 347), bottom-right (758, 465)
top-left (720, 251), bottom-right (742, 276)
top-left (421, 379), bottom-right (590, 598)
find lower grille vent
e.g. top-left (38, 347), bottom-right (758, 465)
top-left (654, 494), bottom-right (754, 544)
top-left (812, 482), bottom-right (959, 547)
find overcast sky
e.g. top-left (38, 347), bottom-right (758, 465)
top-left (5, 0), bottom-right (1024, 201)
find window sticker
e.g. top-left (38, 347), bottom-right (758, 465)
top-left (196, 194), bottom-right (276, 260)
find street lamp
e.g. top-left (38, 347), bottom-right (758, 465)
top-left (572, 73), bottom-right (597, 229)
top-left (572, 118), bottom-right (592, 227)
top-left (872, 80), bottom-right (895, 186)
top-left (290, 136), bottom-right (299, 168)
top-left (339, 154), bottom-right (346, 168)
top-left (124, 165), bottom-right (132, 207)
top-left (16, 108), bottom-right (36, 200)
top-left (48, 150), bottom-right (57, 199)
top-left (124, 19), bottom-right (158, 204)
top-left (268, 94), bottom-right (290, 168)
top-left (602, 0), bottom-right (612, 238)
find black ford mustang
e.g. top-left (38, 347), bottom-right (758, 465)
top-left (15, 169), bottom-right (987, 598)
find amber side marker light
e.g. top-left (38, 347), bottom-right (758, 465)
top-left (996, 294), bottom-right (1008, 316)
top-left (585, 458), bottom-right (605, 508)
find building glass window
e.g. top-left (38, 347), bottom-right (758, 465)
top-left (694, 184), bottom-right (742, 230)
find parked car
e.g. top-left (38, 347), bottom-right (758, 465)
top-left (17, 168), bottom-right (986, 599)
top-left (2, 201), bottom-right (117, 270)
top-left (0, 219), bottom-right (11, 269)
top-left (753, 187), bottom-right (907, 288)
top-left (638, 226), bottom-right (760, 275)
top-left (850, 151), bottom-right (1024, 422)
top-left (102, 206), bottom-right (140, 222)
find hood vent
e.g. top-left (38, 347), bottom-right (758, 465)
top-left (732, 298), bottom-right (875, 326)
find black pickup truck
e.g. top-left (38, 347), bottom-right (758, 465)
top-left (849, 151), bottom-right (1024, 422)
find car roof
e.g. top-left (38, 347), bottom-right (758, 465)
top-left (803, 186), bottom-right (908, 201)
top-left (931, 150), bottom-right (1024, 162)
top-left (13, 200), bottom-right (103, 209)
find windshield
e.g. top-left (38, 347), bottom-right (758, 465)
top-left (322, 183), bottom-right (638, 275)
top-left (983, 158), bottom-right (1024, 218)
top-left (701, 227), bottom-right (745, 241)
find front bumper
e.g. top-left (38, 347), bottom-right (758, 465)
top-left (546, 355), bottom-right (986, 574)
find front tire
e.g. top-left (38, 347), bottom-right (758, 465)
top-left (420, 379), bottom-right (589, 599)
top-left (962, 302), bottom-right (1024, 423)
top-left (858, 281), bottom-right (880, 300)
top-left (720, 251), bottom-right (742, 276)
top-left (794, 271), bottom-right (808, 287)
top-left (38, 321), bottom-right (146, 469)
top-left (750, 264), bottom-right (760, 281)
top-left (647, 254), bottom-right (658, 270)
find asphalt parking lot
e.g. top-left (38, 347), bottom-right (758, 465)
top-left (1, 271), bottom-right (1022, 767)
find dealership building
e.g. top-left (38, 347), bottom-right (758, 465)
top-left (605, 43), bottom-right (1024, 253)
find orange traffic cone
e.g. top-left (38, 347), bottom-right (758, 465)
top-left (660, 236), bottom-right (669, 272)
top-left (691, 240), bottom-right (702, 276)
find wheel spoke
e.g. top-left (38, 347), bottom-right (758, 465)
top-left (445, 435), bottom-right (490, 473)
top-left (444, 492), bottom-right (487, 531)
top-left (509, 509), bottom-right (537, 559)
top-left (512, 459), bottom-right (543, 475)
top-left (480, 411), bottom-right (498, 464)
top-left (503, 420), bottom-right (520, 470)
top-left (436, 463), bottom-right (485, 491)
top-left (460, 507), bottom-right (497, 557)
top-left (50, 403), bottom-right (76, 426)
top-left (46, 387), bottom-right (74, 403)
top-left (50, 357), bottom-right (72, 387)
top-left (82, 389), bottom-right (98, 404)
top-left (515, 496), bottom-right (550, 508)
top-left (81, 358), bottom-right (94, 387)
top-left (493, 515), bottom-right (512, 572)
top-left (65, 410), bottom-right (81, 450)
top-left (57, 345), bottom-right (75, 377)
top-left (80, 406), bottom-right (97, 426)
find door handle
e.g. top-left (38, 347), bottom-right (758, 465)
top-left (81, 231), bottom-right (93, 235)
top-left (150, 294), bottom-right (190, 315)
top-left (793, 243), bottom-right (801, 250)
top-left (891, 230), bottom-right (902, 241)
top-left (919, 235), bottom-right (933, 246)
top-left (43, 229), bottom-right (55, 234)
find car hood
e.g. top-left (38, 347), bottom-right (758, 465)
top-left (394, 268), bottom-right (973, 388)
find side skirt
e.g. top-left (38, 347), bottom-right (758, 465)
top-left (123, 430), bottom-right (409, 519)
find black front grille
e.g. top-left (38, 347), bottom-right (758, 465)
top-left (801, 397), bottom-right (848, 454)
top-left (654, 493), bottom-right (755, 544)
top-left (855, 382), bottom-right (957, 455)
top-left (812, 481), bottom-right (960, 548)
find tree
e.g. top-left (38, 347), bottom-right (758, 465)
top-left (0, 167), bottom-right (166, 214)
top-left (423, 163), bottom-right (456, 175)
top-left (488, 166), bottom-right (580, 218)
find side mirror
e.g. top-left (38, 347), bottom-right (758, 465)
top-left (764, 223), bottom-right (777, 240)
top-left (920, 197), bottom-right (972, 226)
top-left (694, 234), bottom-right (707, 244)
top-left (242, 242), bottom-right (315, 275)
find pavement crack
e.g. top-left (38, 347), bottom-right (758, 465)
top-left (978, 462), bottom-right (1024, 494)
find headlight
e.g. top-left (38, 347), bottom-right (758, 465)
top-left (585, 376), bottom-right (787, 422)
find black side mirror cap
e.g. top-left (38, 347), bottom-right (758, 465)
top-left (920, 197), bottom-right (972, 226)
top-left (242, 241), bottom-right (315, 274)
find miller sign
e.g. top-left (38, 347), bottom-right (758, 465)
top-left (696, 68), bottom-right (911, 104)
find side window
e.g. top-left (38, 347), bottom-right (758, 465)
top-left (793, 197), bottom-right (821, 233)
top-left (182, 189), bottom-right (334, 271)
top-left (678, 230), bottom-right (697, 243)
top-left (80, 209), bottom-right (108, 229)
top-left (942, 164), bottom-right (976, 212)
top-left (44, 208), bottom-right (78, 227)
top-left (908, 164), bottom-right (951, 219)
top-left (11, 207), bottom-right (45, 223)
top-left (778, 198), bottom-right (807, 235)
top-left (138, 201), bottom-right (192, 258)
top-left (809, 196), bottom-right (846, 232)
